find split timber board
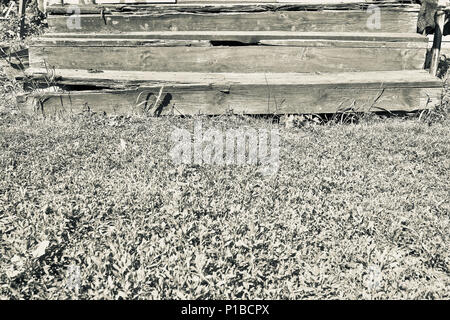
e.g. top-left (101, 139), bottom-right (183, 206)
top-left (46, 2), bottom-right (421, 14)
top-left (46, 5), bottom-right (420, 34)
top-left (29, 32), bottom-right (428, 73)
top-left (38, 31), bottom-right (428, 42)
top-left (18, 70), bottom-right (442, 116)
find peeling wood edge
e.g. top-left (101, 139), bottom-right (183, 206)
top-left (30, 31), bottom-right (429, 45)
top-left (28, 39), bottom-right (429, 49)
top-left (22, 70), bottom-right (444, 91)
top-left (46, 2), bottom-right (422, 15)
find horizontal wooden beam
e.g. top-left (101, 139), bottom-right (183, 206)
top-left (45, 2), bottom-right (421, 15)
top-left (24, 69), bottom-right (444, 89)
top-left (18, 70), bottom-right (442, 116)
top-left (46, 8), bottom-right (419, 34)
top-left (38, 31), bottom-right (428, 42)
top-left (29, 37), bottom-right (428, 73)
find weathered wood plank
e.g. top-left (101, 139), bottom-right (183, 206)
top-left (18, 70), bottom-right (442, 115)
top-left (17, 86), bottom-right (442, 116)
top-left (38, 31), bottom-right (428, 43)
top-left (46, 2), bottom-right (421, 15)
top-left (29, 41), bottom-right (427, 73)
top-left (24, 69), bottom-right (443, 89)
top-left (29, 38), bottom-right (428, 49)
top-left (47, 9), bottom-right (419, 34)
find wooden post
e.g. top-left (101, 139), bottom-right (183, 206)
top-left (429, 10), bottom-right (446, 76)
top-left (18, 0), bottom-right (27, 39)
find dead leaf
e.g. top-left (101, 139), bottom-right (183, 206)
top-left (32, 240), bottom-right (50, 258)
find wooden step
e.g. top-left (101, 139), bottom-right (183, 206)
top-left (46, 1), bottom-right (420, 34)
top-left (18, 69), bottom-right (442, 116)
top-left (29, 32), bottom-right (428, 73)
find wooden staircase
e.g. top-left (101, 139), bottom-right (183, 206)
top-left (19, 1), bottom-right (443, 115)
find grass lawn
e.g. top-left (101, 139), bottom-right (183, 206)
top-left (0, 112), bottom-right (449, 299)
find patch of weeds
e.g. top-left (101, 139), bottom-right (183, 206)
top-left (0, 0), bottom-right (47, 113)
top-left (0, 71), bottom-right (24, 113)
top-left (0, 0), bottom-right (46, 44)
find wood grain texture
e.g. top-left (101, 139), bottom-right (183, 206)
top-left (46, 2), bottom-right (421, 15)
top-left (29, 42), bottom-right (427, 73)
top-left (24, 69), bottom-right (443, 89)
top-left (47, 10), bottom-right (419, 34)
top-left (18, 70), bottom-right (442, 115)
top-left (38, 31), bottom-right (428, 43)
top-left (18, 87), bottom-right (442, 116)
